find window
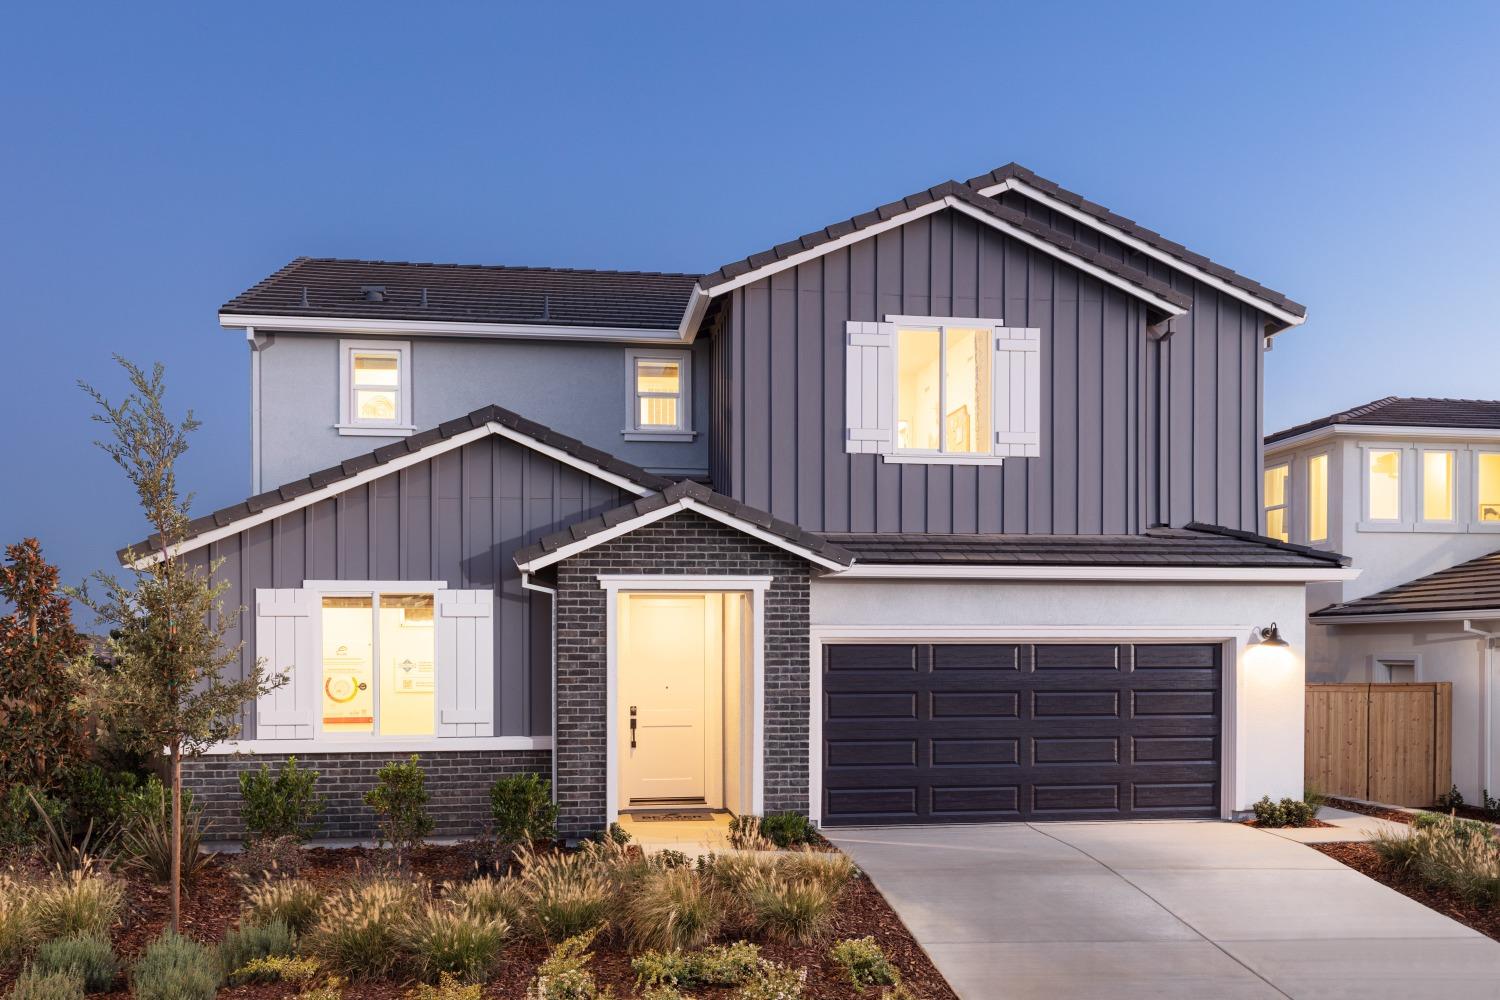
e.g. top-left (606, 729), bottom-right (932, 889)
top-left (321, 592), bottom-right (435, 737)
top-left (1263, 464), bottom-right (1289, 541)
top-left (1307, 453), bottom-right (1329, 543)
top-left (1367, 448), bottom-right (1402, 521)
top-left (624, 349), bottom-right (693, 440)
top-left (338, 340), bottom-right (412, 435)
top-left (1479, 453), bottom-right (1500, 523)
top-left (896, 323), bottom-right (993, 455)
top-left (1422, 450), bottom-right (1456, 521)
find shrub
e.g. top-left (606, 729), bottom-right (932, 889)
top-left (703, 851), bottom-right (780, 895)
top-left (0, 786), bottom-right (66, 857)
top-left (5, 969), bottom-right (84, 1000)
top-left (365, 755), bottom-right (435, 865)
top-left (1416, 825), bottom-right (1500, 905)
top-left (401, 905), bottom-right (508, 984)
top-left (218, 919), bottom-right (295, 981)
top-left (304, 880), bottom-right (425, 980)
top-left (117, 777), bottom-right (213, 884)
top-left (759, 813), bottom-right (814, 849)
top-left (406, 972), bottom-right (484, 1000)
top-left (1372, 827), bottom-right (1429, 872)
top-left (1483, 788), bottom-right (1500, 823)
top-left (232, 832), bottom-right (305, 884)
top-left (131, 932), bottom-right (219, 1000)
top-left (639, 988), bottom-right (690, 1000)
top-left (227, 954), bottom-right (322, 986)
top-left (1437, 784), bottom-right (1466, 810)
top-left (829, 937), bottom-right (898, 990)
top-left (727, 815), bottom-right (772, 852)
top-left (30, 867), bottom-right (124, 940)
top-left (624, 866), bottom-right (723, 951)
top-left (444, 876), bottom-right (528, 929)
top-left (518, 848), bottom-right (617, 941)
top-left (295, 976), bottom-right (346, 1000)
top-left (1251, 796), bottom-right (1316, 828)
top-left (1414, 811), bottom-right (1492, 840)
top-left (0, 873), bottom-right (35, 965)
top-left (632, 941), bottom-right (763, 989)
top-left (778, 849), bottom-right (855, 896)
top-left (243, 877), bottom-right (325, 935)
top-left (737, 963), bottom-right (807, 1000)
top-left (526, 925), bottom-right (607, 1000)
top-left (239, 757), bottom-right (325, 843)
top-left (656, 849), bottom-right (690, 869)
top-left (490, 773), bottom-right (558, 850)
top-left (746, 877), bottom-right (836, 944)
top-left (33, 934), bottom-right (118, 992)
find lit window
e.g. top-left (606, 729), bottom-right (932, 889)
top-left (321, 592), bottom-right (434, 737)
top-left (339, 340), bottom-right (411, 435)
top-left (1479, 454), bottom-right (1500, 522)
top-left (897, 324), bottom-right (991, 455)
top-left (352, 353), bottom-right (400, 421)
top-left (1263, 464), bottom-right (1289, 541)
top-left (1422, 450), bottom-right (1455, 521)
top-left (625, 350), bottom-right (692, 438)
top-left (1368, 449), bottom-right (1401, 521)
top-left (1308, 453), bottom-right (1329, 542)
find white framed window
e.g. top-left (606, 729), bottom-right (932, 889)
top-left (337, 340), bottom-right (413, 436)
top-left (1307, 452), bottom-right (1330, 543)
top-left (1365, 447), bottom-right (1403, 524)
top-left (1263, 464), bottom-right (1290, 542)
top-left (1477, 452), bottom-right (1500, 526)
top-left (623, 348), bottom-right (693, 441)
top-left (1420, 449), bottom-right (1457, 523)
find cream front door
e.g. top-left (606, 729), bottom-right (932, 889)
top-left (619, 593), bottom-right (720, 805)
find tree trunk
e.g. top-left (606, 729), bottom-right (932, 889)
top-left (170, 740), bottom-right (182, 934)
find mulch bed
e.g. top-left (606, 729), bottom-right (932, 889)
top-left (1321, 796), bottom-right (1420, 825)
top-left (1240, 818), bottom-right (1334, 829)
top-left (1312, 841), bottom-right (1500, 943)
top-left (3, 843), bottom-right (958, 1000)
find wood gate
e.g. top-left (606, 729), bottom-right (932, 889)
top-left (1305, 683), bottom-right (1452, 807)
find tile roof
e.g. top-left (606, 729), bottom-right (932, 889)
top-left (221, 257), bottom-right (699, 330)
top-left (1312, 549), bottom-right (1500, 620)
top-left (1266, 396), bottom-right (1500, 445)
top-left (965, 163), bottom-right (1307, 319)
top-left (119, 404), bottom-right (673, 563)
top-left (698, 180), bottom-right (1194, 312)
top-left (512, 480), bottom-right (857, 569)
top-left (821, 522), bottom-right (1349, 569)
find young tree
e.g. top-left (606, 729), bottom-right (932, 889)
top-left (0, 538), bottom-right (89, 792)
top-left (75, 356), bottom-right (279, 932)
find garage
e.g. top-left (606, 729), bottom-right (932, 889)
top-left (820, 642), bottom-right (1222, 825)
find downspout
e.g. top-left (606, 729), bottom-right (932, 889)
top-left (1463, 619), bottom-right (1500, 799)
top-left (247, 327), bottom-right (261, 493)
top-left (522, 572), bottom-right (559, 805)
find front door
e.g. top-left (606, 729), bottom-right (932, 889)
top-left (619, 593), bottom-right (720, 805)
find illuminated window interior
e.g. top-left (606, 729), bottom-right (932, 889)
top-left (351, 351), bottom-right (401, 422)
top-left (1263, 464), bottom-right (1289, 541)
top-left (1307, 453), bottom-right (1329, 542)
top-left (896, 325), bottom-right (991, 454)
top-left (1423, 450), bottom-right (1455, 521)
top-left (1368, 449), bottom-right (1401, 520)
top-left (321, 592), bottom-right (434, 736)
top-left (634, 357), bottom-right (682, 429)
top-left (1480, 454), bottom-right (1500, 522)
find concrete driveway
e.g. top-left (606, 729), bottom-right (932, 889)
top-left (828, 821), bottom-right (1500, 1000)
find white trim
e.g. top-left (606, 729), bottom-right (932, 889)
top-left (201, 736), bottom-right (551, 756)
top-left (220, 313), bottom-right (686, 344)
top-left (126, 422), bottom-right (655, 568)
top-left (676, 286), bottom-right (712, 342)
top-left (624, 347), bottom-right (694, 438)
top-left (601, 575), bottom-right (770, 825)
top-left (1313, 610), bottom-right (1500, 625)
top-left (1267, 423), bottom-right (1500, 455)
top-left (880, 454), bottom-right (1008, 466)
top-left (1263, 462), bottom-right (1290, 542)
top-left (1358, 442), bottom-right (1411, 532)
top-left (249, 328), bottom-right (264, 493)
top-left (824, 564), bottom-right (1358, 582)
top-left (807, 624), bottom-right (1250, 825)
top-left (885, 313), bottom-right (1007, 328)
top-left (1368, 652), bottom-right (1422, 684)
top-left (337, 339), bottom-right (412, 434)
top-left (977, 176), bottom-right (1306, 329)
top-left (302, 579), bottom-right (448, 593)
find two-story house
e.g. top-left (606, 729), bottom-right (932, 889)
top-left (1264, 397), bottom-right (1500, 802)
top-left (128, 164), bottom-right (1354, 840)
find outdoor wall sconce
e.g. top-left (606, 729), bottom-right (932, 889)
top-left (1246, 622), bottom-right (1293, 671)
top-left (1254, 622), bottom-right (1290, 649)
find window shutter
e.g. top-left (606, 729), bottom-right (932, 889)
top-left (844, 321), bottom-right (895, 454)
top-left (435, 590), bottom-right (495, 738)
top-left (254, 588), bottom-right (316, 740)
top-left (993, 327), bottom-right (1042, 457)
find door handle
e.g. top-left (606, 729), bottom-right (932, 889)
top-left (630, 705), bottom-right (638, 749)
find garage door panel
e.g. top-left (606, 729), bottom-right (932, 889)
top-left (931, 785), bottom-right (1021, 816)
top-left (1132, 690), bottom-right (1218, 716)
top-left (1032, 736), bottom-right (1120, 765)
top-left (1134, 644), bottom-right (1219, 669)
top-left (1033, 644), bottom-right (1124, 671)
top-left (930, 690), bottom-right (1020, 718)
top-left (1033, 690), bottom-right (1120, 718)
top-left (1133, 736), bottom-right (1217, 763)
top-left (826, 691), bottom-right (918, 719)
top-left (827, 786), bottom-right (917, 819)
top-left (1032, 783), bottom-right (1120, 813)
top-left (825, 739), bottom-right (918, 768)
top-left (931, 737), bottom-right (1020, 766)
top-left (1132, 782), bottom-right (1218, 810)
top-left (825, 644), bottom-right (920, 672)
top-left (931, 644), bottom-right (1023, 671)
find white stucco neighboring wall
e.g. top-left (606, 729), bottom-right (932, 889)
top-left (809, 578), bottom-right (1310, 815)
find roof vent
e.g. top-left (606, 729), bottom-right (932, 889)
top-left (360, 285), bottom-right (387, 303)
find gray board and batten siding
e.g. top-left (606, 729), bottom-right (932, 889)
top-left (196, 433), bottom-right (631, 737)
top-left (709, 206), bottom-right (1269, 536)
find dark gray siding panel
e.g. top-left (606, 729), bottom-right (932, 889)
top-left (210, 436), bottom-right (630, 738)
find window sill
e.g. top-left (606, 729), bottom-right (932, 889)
top-left (198, 735), bottom-right (551, 756)
top-left (881, 453), bottom-right (1008, 467)
top-left (622, 429), bottom-right (697, 442)
top-left (1356, 520), bottom-right (1414, 533)
top-left (336, 424), bottom-right (416, 438)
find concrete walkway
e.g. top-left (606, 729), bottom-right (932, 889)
top-left (1262, 806), bottom-right (1409, 845)
top-left (828, 821), bottom-right (1500, 999)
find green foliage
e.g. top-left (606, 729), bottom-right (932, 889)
top-left (1251, 795), bottom-right (1316, 828)
top-left (130, 931), bottom-right (219, 1000)
top-left (702, 851), bottom-right (780, 895)
top-left (517, 847), bottom-right (617, 942)
top-left (829, 937), bottom-right (898, 990)
top-left (726, 816), bottom-right (771, 852)
top-left (239, 757), bottom-right (325, 843)
top-left (117, 776), bottom-right (213, 884)
top-left (1375, 814), bottom-right (1500, 905)
top-left (218, 919), bottom-right (295, 982)
top-left (400, 905), bottom-right (509, 984)
top-left (624, 865), bottom-right (723, 951)
top-left (5, 969), bottom-right (84, 1000)
top-left (600, 822), bottom-right (631, 846)
top-left (735, 963), bottom-right (807, 1000)
top-left (1437, 784), bottom-right (1466, 810)
top-left (364, 755), bottom-right (435, 864)
top-left (0, 874), bottom-right (36, 966)
top-left (405, 972), bottom-right (485, 1000)
top-left (225, 954), bottom-right (321, 986)
top-left (1483, 789), bottom-right (1500, 823)
top-left (231, 832), bottom-right (305, 884)
top-left (295, 976), bottom-right (346, 1000)
top-left (30, 867), bottom-right (124, 940)
top-left (526, 925), bottom-right (612, 1000)
top-left (243, 877), bottom-right (325, 935)
top-left (0, 784), bottom-right (64, 856)
top-left (777, 849), bottom-right (855, 896)
top-left (33, 934), bottom-right (118, 992)
top-left (60, 764), bottom-right (140, 835)
top-left (489, 773), bottom-right (558, 849)
top-left (656, 849), bottom-right (689, 869)
top-left (443, 876), bottom-right (528, 929)
top-left (303, 880), bottom-right (425, 980)
top-left (639, 987), bottom-right (692, 1000)
top-left (746, 877), bottom-right (836, 944)
top-left (1302, 786), bottom-right (1326, 812)
top-left (1414, 811), bottom-right (1491, 840)
top-left (632, 942), bottom-right (763, 989)
top-left (759, 813), bottom-right (814, 849)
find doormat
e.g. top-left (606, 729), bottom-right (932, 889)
top-left (630, 810), bottom-right (716, 823)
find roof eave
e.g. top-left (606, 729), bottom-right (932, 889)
top-left (218, 311), bottom-right (688, 344)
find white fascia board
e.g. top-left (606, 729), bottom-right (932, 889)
top-left (1311, 609), bottom-right (1500, 626)
top-left (199, 736), bottom-right (551, 756)
top-left (977, 177), bottom-right (1306, 330)
top-left (218, 313), bottom-right (685, 345)
top-left (126, 422), bottom-right (655, 568)
top-left (824, 564), bottom-right (1359, 582)
top-left (675, 286), bottom-right (712, 342)
top-left (1266, 423), bottom-right (1500, 455)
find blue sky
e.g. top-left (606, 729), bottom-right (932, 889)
top-left (1, 1), bottom-right (1496, 589)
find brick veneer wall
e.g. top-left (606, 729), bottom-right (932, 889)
top-left (553, 510), bottom-right (813, 838)
top-left (181, 749), bottom-right (551, 841)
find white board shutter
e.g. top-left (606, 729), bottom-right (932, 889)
top-left (993, 326), bottom-right (1042, 457)
top-left (254, 588), bottom-right (316, 740)
top-left (435, 590), bottom-right (495, 738)
top-left (844, 321), bottom-right (895, 454)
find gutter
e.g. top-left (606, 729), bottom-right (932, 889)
top-left (521, 572), bottom-right (559, 806)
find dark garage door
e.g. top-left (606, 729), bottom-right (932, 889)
top-left (821, 643), bottom-right (1222, 825)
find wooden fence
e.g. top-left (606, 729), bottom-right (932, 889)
top-left (1305, 683), bottom-right (1452, 807)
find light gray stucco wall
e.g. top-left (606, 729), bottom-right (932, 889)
top-left (254, 333), bottom-right (710, 489)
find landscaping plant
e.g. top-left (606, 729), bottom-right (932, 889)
top-left (364, 755), bottom-right (435, 867)
top-left (632, 941), bottom-right (764, 989)
top-left (525, 925), bottom-right (609, 1000)
top-left (232, 832), bottom-right (306, 884)
top-left (29, 866), bottom-right (124, 940)
top-left (405, 972), bottom-right (485, 1000)
top-left (116, 776), bottom-right (213, 884)
top-left (1437, 784), bottom-right (1466, 810)
top-left (829, 937), bottom-right (899, 990)
top-left (130, 931), bottom-right (219, 1000)
top-left (0, 873), bottom-right (35, 966)
top-left (517, 846), bottom-right (617, 941)
top-left (243, 877), bottom-right (326, 935)
top-left (5, 969), bottom-right (85, 1000)
top-left (239, 756), bottom-right (325, 842)
top-left (758, 813), bottom-right (815, 849)
top-left (489, 772), bottom-right (558, 852)
top-left (225, 955), bottom-right (321, 986)
top-left (746, 877), bottom-right (836, 944)
top-left (624, 864), bottom-right (724, 951)
top-left (444, 876), bottom-right (529, 929)
top-left (217, 919), bottom-right (296, 981)
top-left (1251, 795), bottom-right (1316, 828)
top-left (778, 848), bottom-right (855, 895)
top-left (727, 815), bottom-right (772, 852)
top-left (304, 879), bottom-right (425, 981)
top-left (32, 934), bottom-right (118, 992)
top-left (401, 905), bottom-right (509, 984)
top-left (736, 962), bottom-right (808, 1000)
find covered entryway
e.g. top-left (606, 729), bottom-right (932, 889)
top-left (821, 642), bottom-right (1223, 825)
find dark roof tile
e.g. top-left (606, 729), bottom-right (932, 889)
top-left (1267, 397), bottom-right (1500, 445)
top-left (1313, 549), bottom-right (1500, 619)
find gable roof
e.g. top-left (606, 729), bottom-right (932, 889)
top-left (513, 480), bottom-right (856, 572)
top-left (119, 404), bottom-right (672, 566)
top-left (221, 257), bottom-right (699, 331)
top-left (965, 163), bottom-right (1306, 326)
top-left (1312, 548), bottom-right (1500, 621)
top-left (1266, 396), bottom-right (1500, 446)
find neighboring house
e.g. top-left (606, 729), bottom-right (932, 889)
top-left (128, 163), bottom-right (1354, 840)
top-left (1265, 397), bottom-right (1500, 802)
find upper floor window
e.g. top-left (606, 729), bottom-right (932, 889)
top-left (1422, 450), bottom-right (1456, 522)
top-left (1263, 464), bottom-right (1289, 541)
top-left (624, 349), bottom-right (693, 441)
top-left (1307, 453), bottom-right (1329, 542)
top-left (1479, 453), bottom-right (1500, 523)
top-left (897, 324), bottom-right (992, 454)
top-left (1367, 448), bottom-right (1402, 521)
top-left (338, 340), bottom-right (413, 436)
